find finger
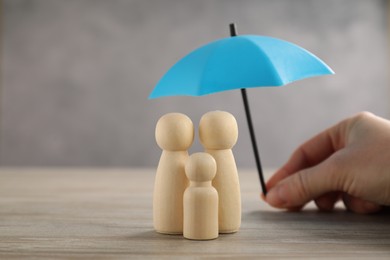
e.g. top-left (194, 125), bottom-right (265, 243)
top-left (260, 192), bottom-right (302, 212)
top-left (342, 194), bottom-right (382, 214)
top-left (267, 119), bottom-right (349, 190)
top-left (267, 167), bottom-right (289, 190)
top-left (266, 153), bottom-right (345, 208)
top-left (286, 206), bottom-right (304, 212)
top-left (314, 192), bottom-right (341, 211)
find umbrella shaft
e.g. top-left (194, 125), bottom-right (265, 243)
top-left (241, 88), bottom-right (267, 195)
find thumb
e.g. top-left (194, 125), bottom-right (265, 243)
top-left (266, 155), bottom-right (344, 208)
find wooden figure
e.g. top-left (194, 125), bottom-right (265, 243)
top-left (184, 152), bottom-right (218, 240)
top-left (153, 113), bottom-right (194, 234)
top-left (199, 110), bottom-right (241, 233)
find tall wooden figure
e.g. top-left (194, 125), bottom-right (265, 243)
top-left (199, 111), bottom-right (241, 233)
top-left (154, 113), bottom-right (194, 234)
top-left (184, 152), bottom-right (218, 240)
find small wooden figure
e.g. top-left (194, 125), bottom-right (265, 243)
top-left (199, 110), bottom-right (241, 233)
top-left (184, 152), bottom-right (218, 240)
top-left (153, 113), bottom-right (194, 234)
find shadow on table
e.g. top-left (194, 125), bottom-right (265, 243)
top-left (126, 229), bottom-right (242, 256)
top-left (129, 230), bottom-right (183, 240)
top-left (124, 210), bottom-right (390, 256)
top-left (245, 208), bottom-right (390, 245)
top-left (129, 229), bottom-right (237, 241)
top-left (246, 207), bottom-right (390, 224)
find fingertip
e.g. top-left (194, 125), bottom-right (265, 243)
top-left (342, 194), bottom-right (382, 214)
top-left (361, 201), bottom-right (382, 214)
top-left (286, 206), bottom-right (304, 212)
top-left (315, 201), bottom-right (335, 212)
top-left (266, 167), bottom-right (290, 190)
top-left (260, 192), bottom-right (266, 201)
top-left (265, 184), bottom-right (289, 208)
top-left (314, 192), bottom-right (341, 212)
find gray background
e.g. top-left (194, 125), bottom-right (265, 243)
top-left (2, 0), bottom-right (389, 168)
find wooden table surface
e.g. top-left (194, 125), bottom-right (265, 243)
top-left (1, 168), bottom-right (390, 259)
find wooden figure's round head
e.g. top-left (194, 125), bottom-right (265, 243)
top-left (185, 152), bottom-right (216, 182)
top-left (155, 113), bottom-right (194, 151)
top-left (199, 111), bottom-right (238, 149)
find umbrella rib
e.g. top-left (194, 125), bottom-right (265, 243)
top-left (243, 38), bottom-right (286, 86)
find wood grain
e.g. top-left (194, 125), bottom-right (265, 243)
top-left (1, 168), bottom-right (390, 258)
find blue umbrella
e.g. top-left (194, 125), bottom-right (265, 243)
top-left (150, 24), bottom-right (334, 195)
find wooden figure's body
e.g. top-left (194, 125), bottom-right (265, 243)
top-left (199, 111), bottom-right (241, 233)
top-left (206, 149), bottom-right (240, 233)
top-left (184, 153), bottom-right (218, 240)
top-left (153, 113), bottom-right (194, 234)
top-left (154, 150), bottom-right (189, 234)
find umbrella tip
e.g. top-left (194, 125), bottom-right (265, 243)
top-left (229, 23), bottom-right (237, 37)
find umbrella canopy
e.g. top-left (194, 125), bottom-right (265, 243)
top-left (149, 24), bottom-right (334, 195)
top-left (149, 35), bottom-right (334, 98)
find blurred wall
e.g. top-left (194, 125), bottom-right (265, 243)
top-left (2, 0), bottom-right (389, 168)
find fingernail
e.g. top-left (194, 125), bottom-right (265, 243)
top-left (266, 185), bottom-right (288, 207)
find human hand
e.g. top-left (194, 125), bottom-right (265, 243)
top-left (265, 112), bottom-right (390, 214)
